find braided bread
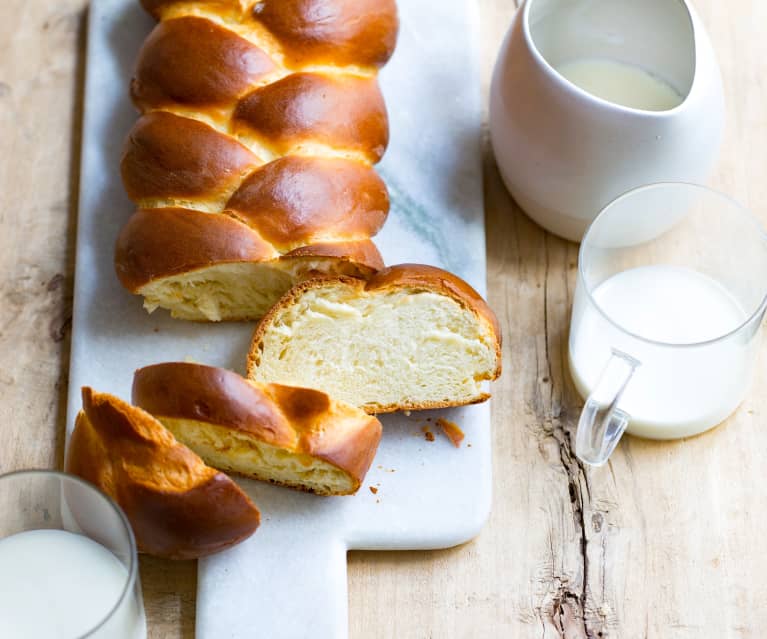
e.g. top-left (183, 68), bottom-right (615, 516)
top-left (67, 388), bottom-right (261, 559)
top-left (132, 362), bottom-right (383, 495)
top-left (116, 0), bottom-right (398, 321)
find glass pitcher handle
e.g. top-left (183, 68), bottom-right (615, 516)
top-left (575, 349), bottom-right (641, 466)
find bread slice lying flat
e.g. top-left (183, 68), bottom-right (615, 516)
top-left (247, 264), bottom-right (502, 413)
top-left (132, 362), bottom-right (382, 496)
top-left (66, 388), bottom-right (260, 560)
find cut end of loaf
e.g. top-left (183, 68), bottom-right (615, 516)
top-left (247, 270), bottom-right (502, 412)
top-left (115, 207), bottom-right (385, 322)
top-left (135, 256), bottom-right (381, 322)
top-left (138, 262), bottom-right (297, 321)
top-left (157, 417), bottom-right (361, 495)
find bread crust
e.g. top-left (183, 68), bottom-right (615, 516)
top-left (282, 240), bottom-right (384, 269)
top-left (114, 207), bottom-right (384, 294)
top-left (139, 0), bottom-right (399, 69)
top-left (226, 156), bottom-right (389, 249)
top-left (132, 362), bottom-right (382, 494)
top-left (247, 264), bottom-right (503, 413)
top-left (254, 0), bottom-right (398, 68)
top-left (131, 16), bottom-right (276, 111)
top-left (121, 112), bottom-right (260, 207)
top-left (66, 388), bottom-right (260, 560)
top-left (119, 1), bottom-right (398, 318)
top-left (233, 73), bottom-right (388, 163)
top-left (114, 207), bottom-right (277, 292)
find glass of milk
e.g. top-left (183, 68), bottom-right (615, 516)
top-left (0, 470), bottom-right (147, 638)
top-left (569, 183), bottom-right (767, 465)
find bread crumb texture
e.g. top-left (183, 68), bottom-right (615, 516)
top-left (251, 286), bottom-right (498, 411)
top-left (140, 259), bottom-right (372, 321)
top-left (158, 417), bottom-right (358, 495)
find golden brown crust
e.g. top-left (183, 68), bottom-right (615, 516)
top-left (247, 263), bottom-right (503, 411)
top-left (254, 0), bottom-right (399, 68)
top-left (360, 393), bottom-right (492, 415)
top-left (114, 207), bottom-right (383, 294)
top-left (124, 1), bottom-right (397, 318)
top-left (131, 362), bottom-right (382, 494)
top-left (282, 240), bottom-right (385, 271)
top-left (114, 208), bottom-right (277, 291)
top-left (131, 17), bottom-right (276, 111)
top-left (132, 362), bottom-right (295, 448)
top-left (233, 73), bottom-right (388, 162)
top-left (66, 388), bottom-right (260, 560)
top-left (121, 112), bottom-right (260, 206)
top-left (138, 0), bottom-right (399, 70)
top-left (226, 156), bottom-right (388, 248)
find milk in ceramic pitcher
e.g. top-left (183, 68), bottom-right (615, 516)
top-left (556, 58), bottom-right (683, 111)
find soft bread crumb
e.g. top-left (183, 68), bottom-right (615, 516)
top-left (250, 285), bottom-right (498, 410)
top-left (158, 417), bottom-right (357, 495)
top-left (139, 260), bottom-right (373, 321)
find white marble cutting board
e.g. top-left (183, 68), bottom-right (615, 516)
top-left (69, 1), bottom-right (490, 637)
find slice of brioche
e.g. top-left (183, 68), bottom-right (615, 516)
top-left (247, 264), bottom-right (502, 413)
top-left (131, 362), bottom-right (382, 496)
top-left (66, 388), bottom-right (260, 560)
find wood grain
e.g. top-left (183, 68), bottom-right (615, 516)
top-left (1, 0), bottom-right (766, 637)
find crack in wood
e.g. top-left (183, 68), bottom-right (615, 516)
top-left (539, 235), bottom-right (600, 639)
top-left (550, 421), bottom-right (596, 639)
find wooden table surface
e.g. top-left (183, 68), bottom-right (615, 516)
top-left (2, 0), bottom-right (766, 636)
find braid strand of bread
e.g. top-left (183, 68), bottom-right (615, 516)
top-left (116, 0), bottom-right (398, 321)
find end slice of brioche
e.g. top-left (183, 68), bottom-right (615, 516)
top-left (246, 264), bottom-right (503, 413)
top-left (66, 387), bottom-right (260, 560)
top-left (131, 362), bottom-right (382, 495)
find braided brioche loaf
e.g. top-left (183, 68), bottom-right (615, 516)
top-left (116, 0), bottom-right (398, 321)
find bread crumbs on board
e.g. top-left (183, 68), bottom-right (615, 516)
top-left (436, 418), bottom-right (465, 448)
top-left (421, 425), bottom-right (435, 442)
top-left (369, 486), bottom-right (378, 494)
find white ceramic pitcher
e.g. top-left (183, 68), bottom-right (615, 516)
top-left (489, 0), bottom-right (725, 242)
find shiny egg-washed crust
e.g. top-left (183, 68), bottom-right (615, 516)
top-left (114, 207), bottom-right (384, 295)
top-left (131, 362), bottom-right (382, 495)
top-left (66, 388), bottom-right (260, 560)
top-left (117, 0), bottom-right (398, 320)
top-left (247, 264), bottom-right (503, 413)
top-left (139, 0), bottom-right (398, 68)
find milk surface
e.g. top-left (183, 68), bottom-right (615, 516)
top-left (569, 265), bottom-right (752, 439)
top-left (556, 58), bottom-right (683, 111)
top-left (0, 529), bottom-right (145, 638)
